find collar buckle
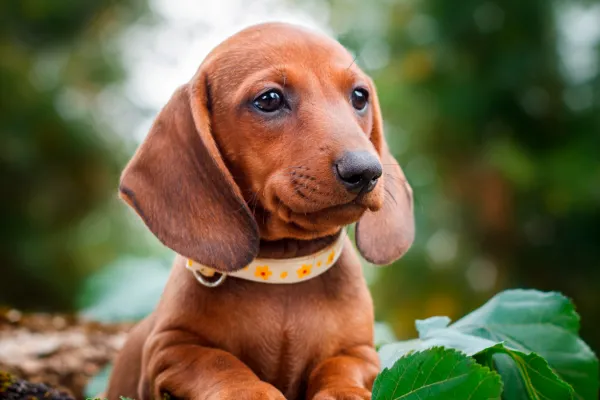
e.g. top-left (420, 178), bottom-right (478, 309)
top-left (189, 268), bottom-right (227, 287)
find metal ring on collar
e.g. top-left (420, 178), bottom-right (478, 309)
top-left (191, 270), bottom-right (227, 287)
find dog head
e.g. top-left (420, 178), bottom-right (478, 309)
top-left (119, 23), bottom-right (414, 272)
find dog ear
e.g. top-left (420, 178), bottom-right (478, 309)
top-left (355, 81), bottom-right (415, 265)
top-left (118, 75), bottom-right (259, 272)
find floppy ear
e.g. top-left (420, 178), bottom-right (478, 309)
top-left (355, 82), bottom-right (415, 265)
top-left (118, 76), bottom-right (259, 272)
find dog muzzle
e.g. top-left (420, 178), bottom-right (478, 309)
top-left (185, 230), bottom-right (346, 287)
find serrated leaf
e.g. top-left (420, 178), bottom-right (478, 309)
top-left (379, 323), bottom-right (500, 369)
top-left (380, 332), bottom-right (575, 399)
top-left (416, 316), bottom-right (451, 337)
top-left (475, 344), bottom-right (575, 400)
top-left (452, 290), bottom-right (598, 399)
top-left (372, 347), bottom-right (502, 400)
top-left (490, 353), bottom-right (529, 400)
top-left (378, 290), bottom-right (599, 400)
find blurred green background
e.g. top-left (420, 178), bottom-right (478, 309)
top-left (1, 0), bottom-right (598, 355)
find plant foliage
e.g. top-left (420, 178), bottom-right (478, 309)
top-left (376, 290), bottom-right (598, 399)
top-left (373, 347), bottom-right (502, 400)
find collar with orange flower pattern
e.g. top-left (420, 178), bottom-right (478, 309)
top-left (185, 230), bottom-right (346, 287)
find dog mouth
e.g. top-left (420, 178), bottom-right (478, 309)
top-left (270, 196), bottom-right (367, 231)
top-left (256, 173), bottom-right (383, 236)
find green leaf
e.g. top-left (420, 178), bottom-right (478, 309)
top-left (380, 327), bottom-right (576, 399)
top-left (416, 316), bottom-right (452, 336)
top-left (452, 290), bottom-right (598, 399)
top-left (380, 323), bottom-right (500, 368)
top-left (475, 344), bottom-right (575, 400)
top-left (373, 347), bottom-right (502, 400)
top-left (378, 290), bottom-right (599, 400)
top-left (490, 353), bottom-right (529, 400)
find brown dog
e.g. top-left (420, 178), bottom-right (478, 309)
top-left (107, 22), bottom-right (414, 400)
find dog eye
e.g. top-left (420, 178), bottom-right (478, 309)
top-left (253, 90), bottom-right (285, 113)
top-left (351, 88), bottom-right (369, 111)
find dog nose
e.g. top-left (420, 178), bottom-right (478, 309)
top-left (334, 151), bottom-right (382, 194)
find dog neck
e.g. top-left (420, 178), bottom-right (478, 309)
top-left (257, 231), bottom-right (342, 259)
top-left (185, 229), bottom-right (346, 286)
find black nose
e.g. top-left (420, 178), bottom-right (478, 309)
top-left (334, 151), bottom-right (383, 194)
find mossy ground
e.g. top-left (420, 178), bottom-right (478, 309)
top-left (0, 371), bottom-right (74, 400)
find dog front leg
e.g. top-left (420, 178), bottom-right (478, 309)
top-left (140, 330), bottom-right (285, 400)
top-left (307, 345), bottom-right (380, 400)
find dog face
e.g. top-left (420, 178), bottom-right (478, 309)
top-left (119, 23), bottom-right (414, 272)
top-left (203, 24), bottom-right (385, 240)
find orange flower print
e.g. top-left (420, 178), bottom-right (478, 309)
top-left (199, 266), bottom-right (215, 277)
top-left (254, 265), bottom-right (272, 281)
top-left (297, 264), bottom-right (312, 279)
top-left (187, 259), bottom-right (193, 267)
top-left (327, 250), bottom-right (335, 265)
top-left (280, 271), bottom-right (288, 279)
top-left (317, 261), bottom-right (322, 267)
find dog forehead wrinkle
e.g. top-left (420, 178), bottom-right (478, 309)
top-left (207, 57), bottom-right (357, 108)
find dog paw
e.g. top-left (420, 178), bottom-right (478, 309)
top-left (312, 387), bottom-right (372, 400)
top-left (208, 381), bottom-right (286, 400)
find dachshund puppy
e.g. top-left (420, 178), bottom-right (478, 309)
top-left (107, 22), bottom-right (414, 400)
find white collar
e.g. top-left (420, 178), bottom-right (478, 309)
top-left (185, 230), bottom-right (346, 287)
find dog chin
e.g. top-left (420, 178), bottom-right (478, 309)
top-left (274, 201), bottom-right (366, 229)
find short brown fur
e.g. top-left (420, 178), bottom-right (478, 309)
top-left (108, 23), bottom-right (414, 400)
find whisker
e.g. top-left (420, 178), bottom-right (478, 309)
top-left (282, 165), bottom-right (307, 173)
top-left (250, 191), bottom-right (259, 218)
top-left (260, 186), bottom-right (268, 226)
top-left (346, 54), bottom-right (358, 70)
top-left (385, 186), bottom-right (398, 206)
top-left (384, 172), bottom-right (408, 183)
top-left (276, 190), bottom-right (293, 223)
top-left (306, 182), bottom-right (319, 204)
